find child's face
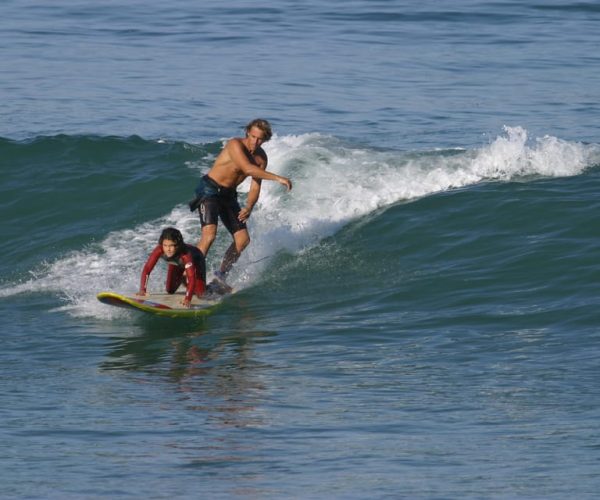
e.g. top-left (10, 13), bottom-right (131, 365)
top-left (162, 239), bottom-right (178, 258)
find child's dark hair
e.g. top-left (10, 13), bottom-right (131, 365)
top-left (159, 227), bottom-right (184, 252)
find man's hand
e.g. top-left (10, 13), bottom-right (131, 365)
top-left (279, 176), bottom-right (292, 191)
top-left (238, 206), bottom-right (252, 222)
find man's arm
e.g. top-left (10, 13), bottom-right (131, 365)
top-left (229, 140), bottom-right (292, 190)
top-left (239, 178), bottom-right (262, 223)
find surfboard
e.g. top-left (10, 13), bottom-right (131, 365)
top-left (97, 291), bottom-right (225, 318)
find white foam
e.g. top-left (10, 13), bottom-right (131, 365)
top-left (0, 208), bottom-right (202, 319)
top-left (2, 127), bottom-right (597, 318)
top-left (233, 126), bottom-right (599, 284)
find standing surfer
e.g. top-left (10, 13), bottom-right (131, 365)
top-left (189, 119), bottom-right (292, 286)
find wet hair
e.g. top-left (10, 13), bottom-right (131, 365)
top-left (245, 118), bottom-right (273, 142)
top-left (159, 227), bottom-right (184, 252)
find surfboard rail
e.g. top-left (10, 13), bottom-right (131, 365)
top-left (97, 291), bottom-right (223, 318)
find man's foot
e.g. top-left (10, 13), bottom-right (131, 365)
top-left (203, 270), bottom-right (231, 295)
top-left (213, 270), bottom-right (228, 285)
top-left (206, 279), bottom-right (233, 296)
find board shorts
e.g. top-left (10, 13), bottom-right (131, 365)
top-left (194, 175), bottom-right (247, 235)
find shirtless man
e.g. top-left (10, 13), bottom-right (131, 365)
top-left (190, 119), bottom-right (292, 285)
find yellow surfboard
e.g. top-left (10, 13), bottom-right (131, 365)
top-left (97, 291), bottom-right (225, 318)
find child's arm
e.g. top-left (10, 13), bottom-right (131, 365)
top-left (138, 245), bottom-right (162, 295)
top-left (181, 255), bottom-right (197, 307)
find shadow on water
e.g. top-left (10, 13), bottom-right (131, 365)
top-left (98, 297), bottom-right (279, 427)
top-left (100, 295), bottom-right (275, 372)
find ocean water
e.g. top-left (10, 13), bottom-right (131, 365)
top-left (1, 1), bottom-right (600, 498)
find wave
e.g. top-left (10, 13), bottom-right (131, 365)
top-left (1, 126), bottom-right (598, 318)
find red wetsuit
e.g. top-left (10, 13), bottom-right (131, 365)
top-left (140, 244), bottom-right (206, 301)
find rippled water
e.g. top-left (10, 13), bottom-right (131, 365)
top-left (2, 1), bottom-right (600, 498)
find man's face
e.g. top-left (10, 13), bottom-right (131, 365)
top-left (247, 126), bottom-right (266, 152)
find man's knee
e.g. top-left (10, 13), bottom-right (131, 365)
top-left (234, 231), bottom-right (250, 252)
top-left (200, 225), bottom-right (217, 243)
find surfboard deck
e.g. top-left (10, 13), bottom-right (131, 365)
top-left (97, 291), bottom-right (226, 318)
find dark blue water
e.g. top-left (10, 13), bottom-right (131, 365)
top-left (2, 1), bottom-right (600, 498)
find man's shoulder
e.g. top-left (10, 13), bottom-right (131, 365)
top-left (221, 137), bottom-right (246, 159)
top-left (225, 136), bottom-right (244, 148)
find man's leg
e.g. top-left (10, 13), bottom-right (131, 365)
top-left (196, 197), bottom-right (219, 258)
top-left (197, 223), bottom-right (217, 258)
top-left (218, 229), bottom-right (250, 275)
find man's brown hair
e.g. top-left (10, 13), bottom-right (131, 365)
top-left (245, 118), bottom-right (273, 141)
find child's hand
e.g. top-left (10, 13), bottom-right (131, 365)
top-left (181, 297), bottom-right (191, 308)
top-left (136, 290), bottom-right (148, 297)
